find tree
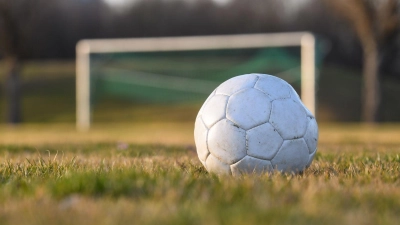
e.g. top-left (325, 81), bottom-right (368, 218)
top-left (324, 0), bottom-right (400, 123)
top-left (0, 0), bottom-right (53, 124)
top-left (0, 0), bottom-right (25, 124)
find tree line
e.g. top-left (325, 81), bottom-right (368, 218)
top-left (1, 0), bottom-right (399, 124)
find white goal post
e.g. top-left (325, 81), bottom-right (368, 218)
top-left (76, 32), bottom-right (316, 131)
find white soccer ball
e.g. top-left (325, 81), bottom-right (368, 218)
top-left (194, 74), bottom-right (318, 175)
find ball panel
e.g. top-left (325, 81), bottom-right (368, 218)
top-left (194, 117), bottom-right (210, 162)
top-left (206, 154), bottom-right (231, 175)
top-left (271, 139), bottom-right (309, 173)
top-left (201, 95), bottom-right (229, 128)
top-left (254, 75), bottom-right (291, 100)
top-left (194, 74), bottom-right (319, 176)
top-left (303, 117), bottom-right (318, 154)
top-left (231, 156), bottom-right (272, 176)
top-left (197, 90), bottom-right (216, 118)
top-left (246, 123), bottom-right (283, 160)
top-left (215, 74), bottom-right (259, 96)
top-left (306, 151), bottom-right (316, 168)
top-left (288, 85), bottom-right (314, 118)
top-left (289, 85), bottom-right (301, 102)
top-left (226, 88), bottom-right (271, 130)
top-left (199, 159), bottom-right (207, 168)
top-left (208, 119), bottom-right (247, 165)
top-left (270, 99), bottom-right (308, 140)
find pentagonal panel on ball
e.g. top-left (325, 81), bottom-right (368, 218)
top-left (194, 117), bottom-right (210, 163)
top-left (216, 74), bottom-right (259, 96)
top-left (231, 156), bottom-right (272, 176)
top-left (206, 154), bottom-right (231, 175)
top-left (254, 75), bottom-right (291, 100)
top-left (270, 99), bottom-right (308, 140)
top-left (201, 94), bottom-right (229, 128)
top-left (226, 88), bottom-right (271, 130)
top-left (208, 119), bottom-right (247, 165)
top-left (246, 123), bottom-right (283, 160)
top-left (271, 139), bottom-right (309, 173)
top-left (303, 117), bottom-right (318, 154)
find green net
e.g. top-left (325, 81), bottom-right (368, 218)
top-left (89, 47), bottom-right (305, 104)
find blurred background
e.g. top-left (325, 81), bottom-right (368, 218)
top-left (0, 0), bottom-right (399, 127)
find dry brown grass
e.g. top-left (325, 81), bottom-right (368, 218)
top-left (1, 122), bottom-right (400, 146)
top-left (0, 123), bottom-right (399, 225)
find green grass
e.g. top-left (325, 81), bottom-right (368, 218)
top-left (0, 61), bottom-right (399, 224)
top-left (0, 141), bottom-right (399, 225)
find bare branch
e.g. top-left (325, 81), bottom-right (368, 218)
top-left (377, 0), bottom-right (400, 40)
top-left (324, 0), bottom-right (377, 52)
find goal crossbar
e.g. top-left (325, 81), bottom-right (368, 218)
top-left (76, 32), bottom-right (316, 131)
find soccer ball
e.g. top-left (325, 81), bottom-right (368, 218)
top-left (194, 74), bottom-right (318, 175)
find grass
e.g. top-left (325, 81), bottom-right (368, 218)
top-left (0, 125), bottom-right (399, 225)
top-left (0, 61), bottom-right (399, 224)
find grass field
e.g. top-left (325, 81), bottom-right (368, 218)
top-left (0, 61), bottom-right (399, 224)
top-left (0, 123), bottom-right (400, 225)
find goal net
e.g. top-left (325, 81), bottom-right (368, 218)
top-left (76, 32), bottom-right (318, 130)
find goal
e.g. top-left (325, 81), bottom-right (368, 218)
top-left (76, 32), bottom-right (317, 131)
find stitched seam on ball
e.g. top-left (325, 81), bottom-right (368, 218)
top-left (208, 117), bottom-right (225, 130)
top-left (298, 101), bottom-right (309, 138)
top-left (245, 155), bottom-right (273, 166)
top-left (303, 118), bottom-right (312, 142)
top-left (199, 116), bottom-right (207, 129)
top-left (246, 153), bottom-right (274, 161)
top-left (253, 75), bottom-right (261, 88)
top-left (224, 94), bottom-right (231, 123)
top-left (267, 113), bottom-right (285, 148)
top-left (199, 90), bottom-right (217, 117)
top-left (289, 88), bottom-right (294, 99)
top-left (269, 99), bottom-right (308, 140)
top-left (309, 148), bottom-right (317, 157)
top-left (253, 86), bottom-right (266, 96)
top-left (272, 95), bottom-right (291, 101)
top-left (205, 126), bottom-right (210, 161)
top-left (246, 120), bottom-right (270, 132)
top-left (200, 116), bottom-right (211, 163)
top-left (246, 121), bottom-right (269, 132)
top-left (211, 153), bottom-right (234, 174)
top-left (269, 122), bottom-right (284, 140)
top-left (229, 87), bottom-right (253, 96)
top-left (231, 154), bottom-right (247, 165)
top-left (270, 141), bottom-right (286, 164)
top-left (266, 99), bottom-right (274, 123)
top-left (204, 153), bottom-right (210, 170)
top-left (203, 90), bottom-right (217, 107)
top-left (245, 132), bottom-right (249, 155)
top-left (254, 137), bottom-right (283, 160)
top-left (208, 122), bottom-right (247, 166)
top-left (214, 93), bottom-right (230, 97)
top-left (206, 94), bottom-right (229, 129)
top-left (254, 86), bottom-right (290, 101)
top-left (304, 119), bottom-right (318, 154)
